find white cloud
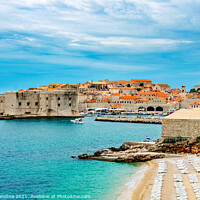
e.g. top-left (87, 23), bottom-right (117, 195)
top-left (0, 0), bottom-right (199, 55)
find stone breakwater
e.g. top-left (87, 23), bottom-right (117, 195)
top-left (78, 142), bottom-right (165, 163)
top-left (95, 117), bottom-right (162, 124)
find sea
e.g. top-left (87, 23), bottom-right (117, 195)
top-left (0, 115), bottom-right (161, 200)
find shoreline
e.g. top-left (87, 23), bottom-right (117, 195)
top-left (131, 160), bottom-right (157, 200)
top-left (117, 163), bottom-right (149, 200)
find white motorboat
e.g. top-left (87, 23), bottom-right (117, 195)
top-left (71, 118), bottom-right (84, 124)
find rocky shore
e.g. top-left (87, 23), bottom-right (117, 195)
top-left (78, 142), bottom-right (165, 162)
top-left (77, 138), bottom-right (200, 163)
top-left (95, 117), bottom-right (162, 124)
top-left (153, 138), bottom-right (200, 154)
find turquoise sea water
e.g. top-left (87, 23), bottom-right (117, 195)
top-left (0, 116), bottom-right (161, 200)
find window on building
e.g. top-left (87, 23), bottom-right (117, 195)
top-left (58, 97), bottom-right (60, 101)
top-left (69, 97), bottom-right (72, 100)
top-left (35, 102), bottom-right (38, 106)
top-left (27, 102), bottom-right (30, 106)
top-left (19, 102), bottom-right (21, 106)
top-left (69, 103), bottom-right (71, 107)
top-left (46, 97), bottom-right (48, 100)
top-left (58, 104), bottom-right (60, 107)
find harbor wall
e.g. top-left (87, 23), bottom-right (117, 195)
top-left (0, 95), bottom-right (5, 115)
top-left (162, 118), bottom-right (200, 139)
top-left (95, 117), bottom-right (162, 124)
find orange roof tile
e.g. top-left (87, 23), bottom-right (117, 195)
top-left (119, 95), bottom-right (138, 100)
top-left (156, 84), bottom-right (170, 88)
top-left (135, 98), bottom-right (150, 102)
top-left (115, 80), bottom-right (127, 83)
top-left (112, 104), bottom-right (121, 108)
top-left (190, 101), bottom-right (200, 105)
top-left (112, 93), bottom-right (120, 96)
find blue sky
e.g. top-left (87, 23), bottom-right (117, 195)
top-left (0, 0), bottom-right (200, 93)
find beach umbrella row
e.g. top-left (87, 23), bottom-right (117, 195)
top-left (176, 159), bottom-right (189, 174)
top-left (188, 154), bottom-right (200, 173)
top-left (150, 160), bottom-right (167, 200)
top-left (188, 174), bottom-right (200, 199)
top-left (173, 174), bottom-right (188, 200)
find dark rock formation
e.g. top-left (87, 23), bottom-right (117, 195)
top-left (153, 138), bottom-right (200, 154)
top-left (78, 154), bottom-right (93, 159)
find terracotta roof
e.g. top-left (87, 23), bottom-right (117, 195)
top-left (115, 80), bottom-right (127, 84)
top-left (119, 95), bottom-right (138, 100)
top-left (158, 97), bottom-right (168, 102)
top-left (156, 92), bottom-right (169, 98)
top-left (135, 98), bottom-right (150, 102)
top-left (190, 101), bottom-right (200, 105)
top-left (112, 104), bottom-right (121, 108)
top-left (171, 97), bottom-right (181, 102)
top-left (86, 99), bottom-right (109, 103)
top-left (156, 84), bottom-right (170, 88)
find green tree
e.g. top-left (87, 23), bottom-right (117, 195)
top-left (190, 88), bottom-right (196, 93)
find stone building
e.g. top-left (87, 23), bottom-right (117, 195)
top-left (194, 84), bottom-right (200, 91)
top-left (39, 90), bottom-right (78, 116)
top-left (0, 94), bottom-right (5, 115)
top-left (154, 84), bottom-right (171, 92)
top-left (190, 101), bottom-right (200, 109)
top-left (3, 89), bottom-right (79, 117)
top-left (162, 109), bottom-right (200, 139)
top-left (131, 79), bottom-right (152, 87)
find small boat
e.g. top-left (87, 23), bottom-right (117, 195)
top-left (71, 118), bottom-right (84, 124)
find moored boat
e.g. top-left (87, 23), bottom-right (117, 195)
top-left (71, 118), bottom-right (84, 124)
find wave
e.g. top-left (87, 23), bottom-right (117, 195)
top-left (117, 164), bottom-right (149, 200)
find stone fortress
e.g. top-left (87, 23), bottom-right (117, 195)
top-left (0, 89), bottom-right (79, 118)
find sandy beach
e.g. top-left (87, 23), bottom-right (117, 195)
top-left (131, 155), bottom-right (200, 200)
